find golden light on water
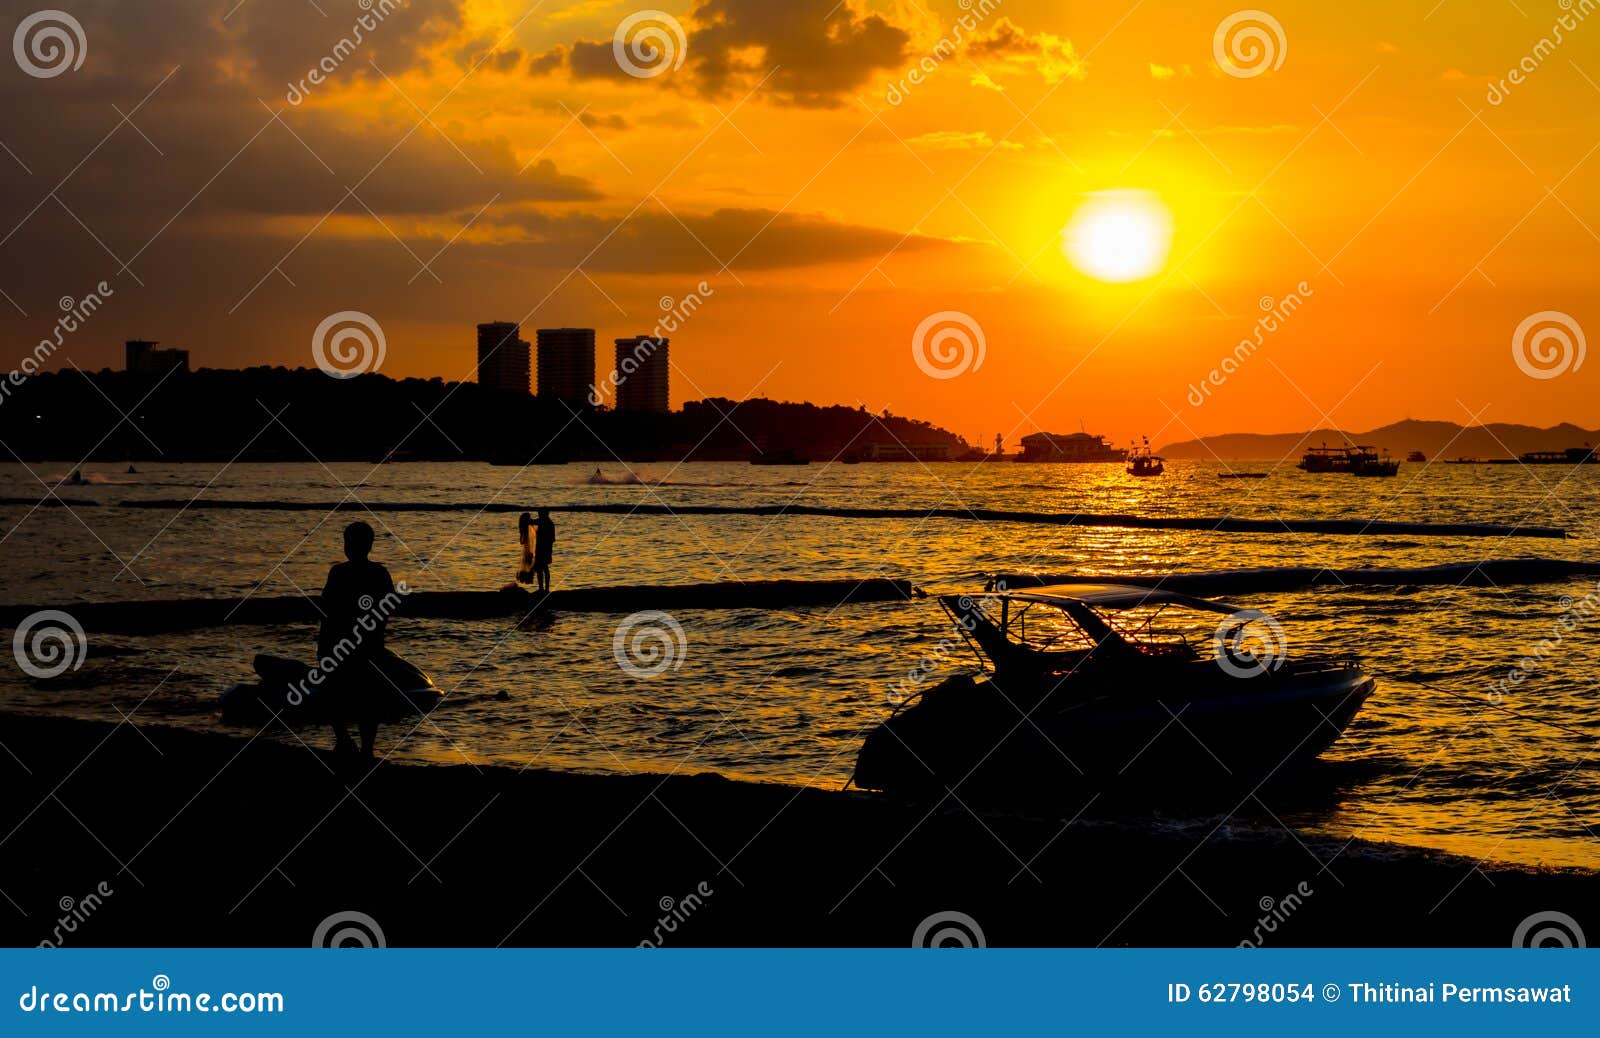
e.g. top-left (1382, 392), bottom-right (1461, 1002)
top-left (1061, 190), bottom-right (1175, 283)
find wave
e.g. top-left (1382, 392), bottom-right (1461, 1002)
top-left (114, 499), bottom-right (1569, 539)
top-left (996, 558), bottom-right (1600, 594)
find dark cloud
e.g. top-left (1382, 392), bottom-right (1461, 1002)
top-left (523, 0), bottom-right (912, 107)
top-left (965, 18), bottom-right (1085, 84)
top-left (687, 0), bottom-right (910, 106)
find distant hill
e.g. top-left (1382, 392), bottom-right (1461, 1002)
top-left (1157, 419), bottom-right (1600, 461)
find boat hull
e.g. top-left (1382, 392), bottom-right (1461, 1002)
top-left (853, 666), bottom-right (1373, 798)
top-left (219, 651), bottom-right (442, 728)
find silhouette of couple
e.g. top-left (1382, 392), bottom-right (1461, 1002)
top-left (517, 509), bottom-right (556, 592)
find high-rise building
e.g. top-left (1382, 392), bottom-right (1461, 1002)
top-left (612, 336), bottom-right (670, 414)
top-left (536, 328), bottom-right (596, 404)
top-left (477, 322), bottom-right (530, 395)
top-left (124, 339), bottom-right (189, 375)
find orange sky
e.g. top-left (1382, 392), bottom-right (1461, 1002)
top-left (3, 0), bottom-right (1598, 445)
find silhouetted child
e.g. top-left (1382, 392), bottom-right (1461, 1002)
top-left (532, 509), bottom-right (556, 592)
top-left (318, 520), bottom-right (395, 758)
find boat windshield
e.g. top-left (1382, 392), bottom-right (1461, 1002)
top-left (1008, 600), bottom-right (1212, 655)
top-left (964, 594), bottom-right (1226, 662)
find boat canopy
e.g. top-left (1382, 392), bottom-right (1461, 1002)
top-left (991, 583), bottom-right (1246, 615)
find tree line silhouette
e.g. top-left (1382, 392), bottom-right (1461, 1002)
top-left (0, 367), bottom-right (970, 463)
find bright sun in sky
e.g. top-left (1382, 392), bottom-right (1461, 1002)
top-left (1061, 190), bottom-right (1175, 283)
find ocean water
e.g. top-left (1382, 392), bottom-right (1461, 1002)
top-left (0, 459), bottom-right (1597, 870)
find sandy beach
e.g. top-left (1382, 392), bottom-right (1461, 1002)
top-left (0, 713), bottom-right (1591, 948)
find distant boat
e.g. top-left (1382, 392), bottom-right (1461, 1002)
top-left (1299, 443), bottom-right (1399, 476)
top-left (1407, 451), bottom-right (1426, 463)
top-left (1350, 450), bottom-right (1400, 477)
top-left (1516, 446), bottom-right (1597, 464)
top-left (750, 449), bottom-right (809, 466)
top-left (852, 584), bottom-right (1375, 797)
top-left (1126, 439), bottom-right (1163, 477)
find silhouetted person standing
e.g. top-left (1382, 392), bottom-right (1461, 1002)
top-left (516, 511), bottom-right (535, 584)
top-left (532, 508), bottom-right (556, 592)
top-left (319, 521), bottom-right (395, 758)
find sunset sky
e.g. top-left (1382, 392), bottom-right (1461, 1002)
top-left (2, 0), bottom-right (1597, 445)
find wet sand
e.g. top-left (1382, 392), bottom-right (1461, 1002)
top-left (0, 713), bottom-right (1591, 947)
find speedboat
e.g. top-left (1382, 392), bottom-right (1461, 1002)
top-left (852, 583), bottom-right (1374, 798)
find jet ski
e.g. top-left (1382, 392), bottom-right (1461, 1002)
top-left (219, 650), bottom-right (443, 727)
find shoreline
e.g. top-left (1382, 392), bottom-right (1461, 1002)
top-left (0, 713), bottom-right (1591, 948)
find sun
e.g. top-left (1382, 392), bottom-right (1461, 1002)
top-left (1062, 190), bottom-right (1174, 283)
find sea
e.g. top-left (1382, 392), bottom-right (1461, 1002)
top-left (1, 459), bottom-right (1596, 871)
